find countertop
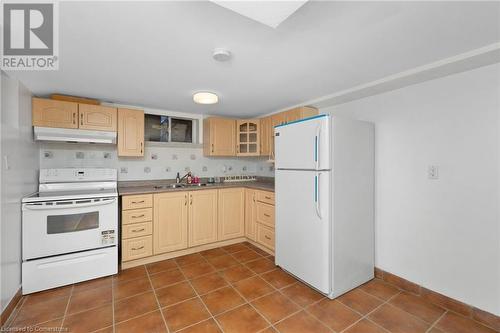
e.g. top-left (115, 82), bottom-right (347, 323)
top-left (118, 178), bottom-right (274, 196)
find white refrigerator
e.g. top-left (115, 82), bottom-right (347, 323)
top-left (275, 114), bottom-right (375, 298)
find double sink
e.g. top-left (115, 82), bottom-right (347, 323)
top-left (153, 183), bottom-right (214, 190)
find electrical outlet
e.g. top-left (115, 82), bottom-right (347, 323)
top-left (428, 165), bottom-right (439, 179)
top-left (120, 167), bottom-right (128, 174)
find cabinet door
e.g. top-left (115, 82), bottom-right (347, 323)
top-left (153, 192), bottom-right (188, 254)
top-left (118, 108), bottom-right (144, 157)
top-left (245, 189), bottom-right (257, 241)
top-left (237, 119), bottom-right (260, 156)
top-left (218, 188), bottom-right (245, 240)
top-left (260, 117), bottom-right (271, 156)
top-left (285, 108), bottom-right (302, 123)
top-left (208, 118), bottom-right (236, 156)
top-left (188, 190), bottom-right (218, 247)
top-left (32, 98), bottom-right (78, 129)
top-left (79, 104), bottom-right (117, 131)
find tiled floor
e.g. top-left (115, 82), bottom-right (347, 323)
top-left (4, 241), bottom-right (499, 333)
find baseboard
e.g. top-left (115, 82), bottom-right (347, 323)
top-left (375, 267), bottom-right (500, 331)
top-left (0, 288), bottom-right (22, 327)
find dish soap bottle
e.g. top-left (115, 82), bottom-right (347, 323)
top-left (176, 172), bottom-right (181, 183)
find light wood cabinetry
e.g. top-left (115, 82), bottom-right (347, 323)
top-left (188, 190), bottom-right (218, 247)
top-left (237, 119), bottom-right (260, 156)
top-left (122, 194), bottom-right (152, 210)
top-left (260, 117), bottom-right (272, 156)
top-left (117, 108), bottom-right (144, 157)
top-left (254, 190), bottom-right (275, 251)
top-left (78, 104), bottom-right (117, 131)
top-left (121, 194), bottom-right (153, 262)
top-left (122, 236), bottom-right (153, 261)
top-left (203, 117), bottom-right (236, 156)
top-left (154, 192), bottom-right (188, 254)
top-left (218, 188), bottom-right (245, 241)
top-left (284, 107), bottom-right (318, 123)
top-left (245, 189), bottom-right (257, 241)
top-left (256, 224), bottom-right (275, 251)
top-left (32, 98), bottom-right (78, 129)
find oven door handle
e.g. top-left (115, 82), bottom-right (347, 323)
top-left (23, 198), bottom-right (117, 210)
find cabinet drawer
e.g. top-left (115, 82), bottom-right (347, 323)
top-left (122, 194), bottom-right (152, 210)
top-left (257, 224), bottom-right (275, 251)
top-left (122, 222), bottom-right (152, 239)
top-left (256, 191), bottom-right (274, 205)
top-left (256, 202), bottom-right (275, 228)
top-left (122, 235), bottom-right (152, 261)
top-left (122, 208), bottom-right (152, 224)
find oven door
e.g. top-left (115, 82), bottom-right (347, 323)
top-left (22, 197), bottom-right (118, 260)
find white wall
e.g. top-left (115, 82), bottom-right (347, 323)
top-left (322, 63), bottom-right (500, 315)
top-left (0, 72), bottom-right (39, 311)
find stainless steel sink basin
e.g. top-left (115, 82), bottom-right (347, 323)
top-left (153, 184), bottom-right (185, 189)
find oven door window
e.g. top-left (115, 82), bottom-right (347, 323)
top-left (47, 212), bottom-right (99, 234)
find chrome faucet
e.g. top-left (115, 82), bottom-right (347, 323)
top-left (176, 171), bottom-right (191, 184)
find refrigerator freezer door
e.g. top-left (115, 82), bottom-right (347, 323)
top-left (275, 169), bottom-right (330, 294)
top-left (274, 115), bottom-right (330, 170)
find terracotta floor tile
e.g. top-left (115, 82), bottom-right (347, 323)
top-left (344, 319), bottom-right (387, 333)
top-left (63, 304), bottom-right (113, 333)
top-left (93, 326), bottom-right (114, 333)
top-left (246, 244), bottom-right (271, 257)
top-left (361, 279), bottom-right (400, 301)
top-left (281, 282), bottom-right (324, 307)
top-left (308, 299), bottom-right (361, 331)
top-left (180, 261), bottom-right (216, 279)
top-left (260, 269), bottom-right (297, 289)
top-left (191, 273), bottom-right (228, 295)
top-left (231, 249), bottom-right (262, 263)
top-left (113, 277), bottom-right (152, 300)
top-left (435, 311), bottom-right (497, 333)
top-left (207, 254), bottom-right (239, 270)
top-left (150, 268), bottom-right (185, 289)
top-left (176, 253), bottom-right (205, 267)
top-left (23, 285), bottom-right (72, 306)
top-left (73, 276), bottom-right (112, 294)
top-left (338, 288), bottom-right (383, 315)
top-left (383, 271), bottom-right (421, 294)
top-left (156, 281), bottom-right (196, 307)
top-left (369, 303), bottom-right (430, 333)
top-left (220, 264), bottom-right (255, 283)
top-left (215, 304), bottom-right (269, 333)
top-left (162, 298), bottom-right (210, 332)
top-left (199, 248), bottom-right (227, 259)
top-left (146, 259), bottom-right (178, 275)
top-left (428, 327), bottom-right (446, 333)
top-left (114, 266), bottom-right (148, 283)
top-left (260, 327), bottom-right (277, 333)
top-left (421, 288), bottom-right (472, 317)
top-left (473, 307), bottom-right (500, 332)
top-left (114, 291), bottom-right (159, 323)
top-left (245, 257), bottom-right (277, 274)
top-left (178, 319), bottom-right (222, 333)
top-left (28, 318), bottom-right (64, 332)
top-left (390, 292), bottom-right (446, 324)
top-left (222, 243), bottom-right (249, 254)
top-left (233, 276), bottom-right (274, 301)
top-left (67, 285), bottom-right (112, 315)
top-left (115, 310), bottom-right (167, 333)
top-left (11, 296), bottom-right (68, 328)
top-left (274, 310), bottom-right (330, 333)
top-left (251, 291), bottom-right (300, 323)
top-left (201, 286), bottom-right (245, 315)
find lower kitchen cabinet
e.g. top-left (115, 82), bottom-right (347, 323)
top-left (245, 189), bottom-right (257, 241)
top-left (122, 235), bottom-right (153, 261)
top-left (154, 192), bottom-right (188, 254)
top-left (188, 190), bottom-right (218, 247)
top-left (218, 188), bottom-right (245, 240)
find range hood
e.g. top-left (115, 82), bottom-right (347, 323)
top-left (34, 127), bottom-right (117, 144)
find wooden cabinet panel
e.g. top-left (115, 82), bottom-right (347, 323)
top-left (122, 222), bottom-right (153, 239)
top-left (122, 195), bottom-right (152, 210)
top-left (257, 202), bottom-right (275, 228)
top-left (256, 191), bottom-right (275, 205)
top-left (122, 208), bottom-right (153, 224)
top-left (32, 98), bottom-right (78, 129)
top-left (203, 117), bottom-right (236, 156)
top-left (118, 108), bottom-right (144, 157)
top-left (257, 224), bottom-right (275, 250)
top-left (78, 104), bottom-right (117, 131)
top-left (218, 188), bottom-right (245, 241)
top-left (154, 192), bottom-right (188, 254)
top-left (188, 190), bottom-right (218, 247)
top-left (260, 117), bottom-right (272, 156)
top-left (122, 235), bottom-right (153, 261)
top-left (237, 119), bottom-right (260, 156)
top-left (245, 189), bottom-right (257, 241)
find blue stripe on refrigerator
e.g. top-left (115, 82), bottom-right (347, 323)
top-left (314, 175), bottom-right (318, 202)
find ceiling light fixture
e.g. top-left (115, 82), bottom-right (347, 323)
top-left (213, 48), bottom-right (231, 62)
top-left (193, 92), bottom-right (219, 104)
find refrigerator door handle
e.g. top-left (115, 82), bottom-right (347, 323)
top-left (315, 125), bottom-right (321, 170)
top-left (315, 173), bottom-right (322, 219)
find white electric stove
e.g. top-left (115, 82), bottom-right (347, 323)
top-left (22, 168), bottom-right (119, 294)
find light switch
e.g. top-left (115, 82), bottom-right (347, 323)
top-left (428, 165), bottom-right (439, 180)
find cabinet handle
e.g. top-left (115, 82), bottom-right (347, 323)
top-left (131, 214), bottom-right (145, 218)
top-left (80, 113), bottom-right (84, 125)
top-left (132, 228), bottom-right (145, 232)
top-left (264, 213), bottom-right (271, 218)
top-left (253, 194), bottom-right (255, 202)
top-left (211, 144), bottom-right (214, 153)
top-left (72, 112), bottom-right (76, 124)
top-left (131, 200), bottom-right (145, 204)
top-left (264, 235), bottom-right (271, 240)
top-left (131, 246), bottom-right (144, 251)
top-left (185, 194), bottom-right (187, 205)
top-left (265, 196), bottom-right (272, 200)
top-left (190, 195), bottom-right (193, 205)
top-left (140, 142), bottom-right (143, 154)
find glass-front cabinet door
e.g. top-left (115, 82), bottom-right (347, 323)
top-left (237, 119), bottom-right (260, 156)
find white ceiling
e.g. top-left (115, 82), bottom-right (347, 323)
top-left (7, 1), bottom-right (500, 117)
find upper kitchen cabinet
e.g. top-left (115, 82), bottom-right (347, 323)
top-left (237, 119), bottom-right (260, 156)
top-left (285, 107), bottom-right (318, 123)
top-left (78, 104), bottom-right (117, 131)
top-left (260, 116), bottom-right (272, 156)
top-left (203, 117), bottom-right (236, 156)
top-left (32, 98), bottom-right (78, 129)
top-left (117, 108), bottom-right (145, 157)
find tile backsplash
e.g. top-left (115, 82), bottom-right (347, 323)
top-left (39, 143), bottom-right (275, 181)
